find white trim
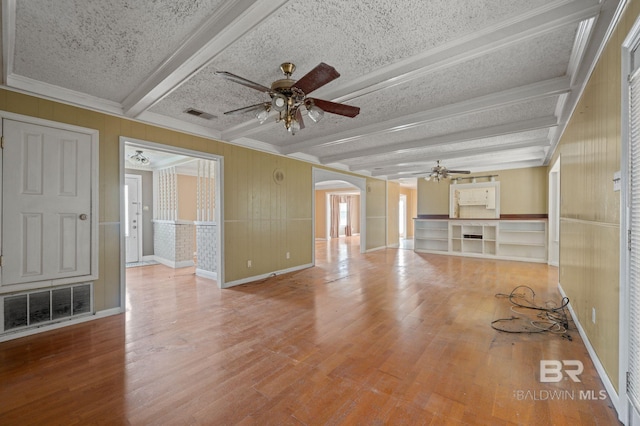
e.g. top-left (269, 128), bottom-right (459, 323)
top-left (222, 263), bottom-right (313, 288)
top-left (195, 269), bottom-right (217, 281)
top-left (620, 8), bottom-right (640, 424)
top-left (548, 157), bottom-right (561, 267)
top-left (152, 257), bottom-right (194, 269)
top-left (558, 283), bottom-right (620, 415)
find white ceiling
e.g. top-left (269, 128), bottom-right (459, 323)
top-left (1, 0), bottom-right (623, 185)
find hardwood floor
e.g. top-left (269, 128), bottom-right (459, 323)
top-left (0, 237), bottom-right (621, 425)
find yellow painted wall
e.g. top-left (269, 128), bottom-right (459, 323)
top-left (548, 0), bottom-right (640, 392)
top-left (177, 175), bottom-right (198, 221)
top-left (387, 181), bottom-right (400, 246)
top-left (417, 167), bottom-right (547, 215)
top-left (315, 189), bottom-right (329, 239)
top-left (0, 89), bottom-right (388, 305)
top-left (366, 178), bottom-right (387, 250)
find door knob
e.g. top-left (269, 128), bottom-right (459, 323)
top-left (79, 214), bottom-right (88, 220)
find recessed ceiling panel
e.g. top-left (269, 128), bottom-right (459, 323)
top-left (13, 0), bottom-right (225, 102)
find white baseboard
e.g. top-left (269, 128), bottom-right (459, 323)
top-left (196, 269), bottom-right (217, 281)
top-left (557, 283), bottom-right (620, 415)
top-left (152, 256), bottom-right (194, 268)
top-left (222, 263), bottom-right (313, 288)
top-left (366, 245), bottom-right (387, 253)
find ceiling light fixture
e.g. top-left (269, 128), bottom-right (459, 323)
top-left (128, 150), bottom-right (150, 166)
top-left (216, 62), bottom-right (360, 135)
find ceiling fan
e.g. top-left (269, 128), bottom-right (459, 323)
top-left (216, 62), bottom-right (360, 135)
top-left (420, 160), bottom-right (471, 182)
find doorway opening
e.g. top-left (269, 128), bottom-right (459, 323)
top-left (399, 194), bottom-right (407, 239)
top-left (312, 168), bottom-right (366, 264)
top-left (119, 137), bottom-right (224, 309)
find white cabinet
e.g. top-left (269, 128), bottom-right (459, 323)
top-left (497, 221), bottom-right (547, 262)
top-left (450, 221), bottom-right (497, 256)
top-left (414, 220), bottom-right (448, 252)
top-left (414, 219), bottom-right (547, 263)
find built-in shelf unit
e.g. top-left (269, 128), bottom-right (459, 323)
top-left (414, 219), bottom-right (547, 263)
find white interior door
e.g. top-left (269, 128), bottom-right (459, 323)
top-left (2, 119), bottom-right (93, 286)
top-left (125, 174), bottom-right (142, 263)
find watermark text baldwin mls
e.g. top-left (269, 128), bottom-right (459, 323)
top-left (513, 389), bottom-right (607, 401)
top-left (512, 360), bottom-right (607, 401)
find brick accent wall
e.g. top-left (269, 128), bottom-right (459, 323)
top-left (153, 221), bottom-right (194, 267)
top-left (196, 222), bottom-right (217, 274)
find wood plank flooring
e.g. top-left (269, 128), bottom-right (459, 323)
top-left (0, 237), bottom-right (621, 425)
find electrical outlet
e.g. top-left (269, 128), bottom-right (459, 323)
top-left (592, 307), bottom-right (596, 324)
top-left (286, 252), bottom-right (290, 259)
top-left (247, 260), bottom-right (252, 268)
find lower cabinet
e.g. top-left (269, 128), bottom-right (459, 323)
top-left (414, 219), bottom-right (547, 263)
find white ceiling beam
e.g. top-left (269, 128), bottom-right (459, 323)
top-left (319, 115), bottom-right (557, 165)
top-left (225, 0), bottom-right (598, 142)
top-left (279, 77), bottom-right (569, 156)
top-left (122, 0), bottom-right (289, 118)
top-left (367, 138), bottom-right (550, 176)
top-left (1, 0), bottom-right (16, 85)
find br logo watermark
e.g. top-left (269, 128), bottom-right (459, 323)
top-left (512, 360), bottom-right (607, 401)
top-left (540, 360), bottom-right (583, 382)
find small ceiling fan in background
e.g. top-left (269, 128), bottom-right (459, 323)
top-left (216, 62), bottom-right (360, 135)
top-left (419, 160), bottom-right (471, 182)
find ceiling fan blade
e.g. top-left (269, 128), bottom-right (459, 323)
top-left (447, 170), bottom-right (471, 174)
top-left (292, 63), bottom-right (340, 95)
top-left (223, 102), bottom-right (268, 115)
top-left (215, 71), bottom-right (272, 93)
top-left (309, 98), bottom-right (360, 118)
top-left (295, 108), bottom-right (305, 129)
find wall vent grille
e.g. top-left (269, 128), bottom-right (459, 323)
top-left (184, 108), bottom-right (216, 120)
top-left (2, 283), bottom-right (92, 333)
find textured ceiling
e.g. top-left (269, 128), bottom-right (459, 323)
top-left (1, 0), bottom-right (624, 185)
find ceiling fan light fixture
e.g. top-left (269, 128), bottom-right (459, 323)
top-left (307, 104), bottom-right (324, 123)
top-left (272, 94), bottom-right (287, 112)
top-left (288, 119), bottom-right (301, 135)
top-left (255, 105), bottom-right (270, 124)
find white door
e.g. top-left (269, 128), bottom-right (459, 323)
top-left (125, 174), bottom-right (142, 263)
top-left (2, 119), bottom-right (93, 286)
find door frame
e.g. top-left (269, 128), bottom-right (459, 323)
top-left (119, 137), bottom-right (224, 305)
top-left (620, 13), bottom-right (640, 424)
top-left (548, 157), bottom-right (560, 267)
top-left (124, 174), bottom-right (143, 263)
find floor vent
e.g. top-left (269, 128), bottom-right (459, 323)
top-left (2, 283), bottom-right (92, 333)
